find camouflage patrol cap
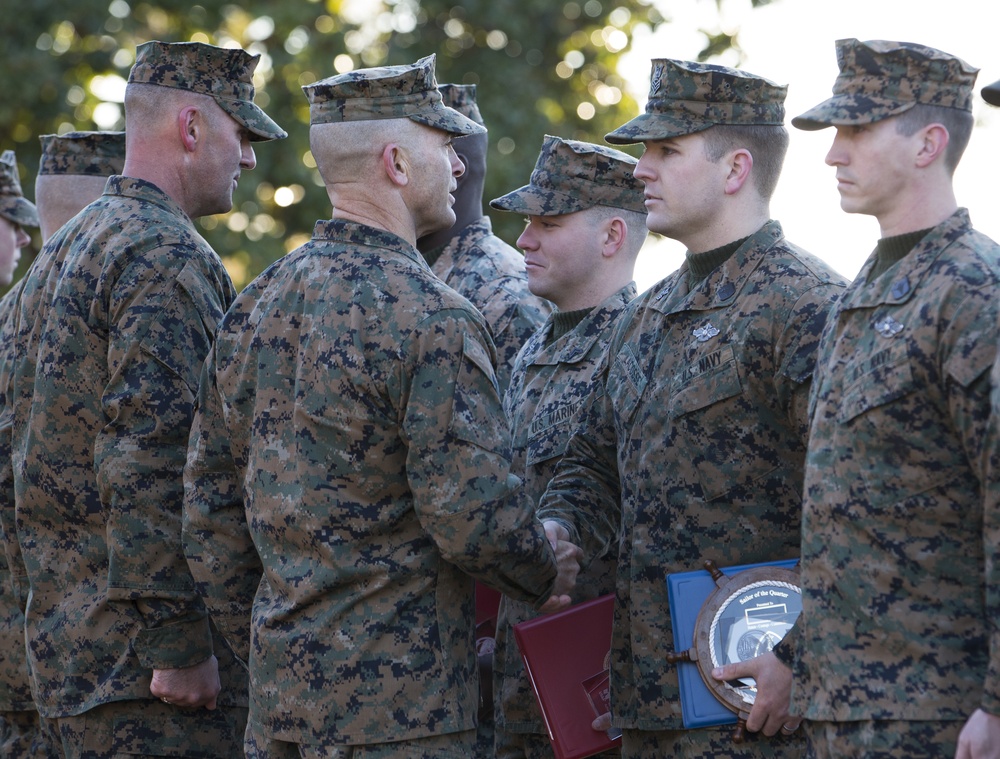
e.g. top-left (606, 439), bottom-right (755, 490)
top-left (983, 78), bottom-right (1000, 107)
top-left (38, 131), bottom-right (126, 176)
top-left (438, 84), bottom-right (484, 127)
top-left (605, 59), bottom-right (786, 145)
top-left (128, 40), bottom-right (287, 142)
top-left (302, 55), bottom-right (485, 137)
top-left (792, 39), bottom-right (978, 130)
top-left (490, 135), bottom-right (646, 216)
top-left (0, 150), bottom-right (39, 228)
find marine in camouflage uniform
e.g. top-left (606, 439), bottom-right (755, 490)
top-left (488, 135), bottom-right (647, 759)
top-left (534, 60), bottom-right (847, 759)
top-left (6, 42), bottom-right (285, 758)
top-left (417, 85), bottom-right (553, 758)
top-left (0, 133), bottom-right (125, 759)
top-left (773, 39), bottom-right (1000, 758)
top-left (418, 84), bottom-right (552, 396)
top-left (182, 55), bottom-right (580, 757)
top-left (0, 149), bottom-right (40, 758)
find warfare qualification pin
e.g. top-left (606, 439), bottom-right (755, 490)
top-left (874, 315), bottom-right (904, 338)
top-left (693, 323), bottom-right (720, 342)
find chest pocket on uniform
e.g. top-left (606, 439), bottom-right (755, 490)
top-left (837, 341), bottom-right (957, 508)
top-left (525, 398), bottom-right (583, 468)
top-left (839, 343), bottom-right (915, 425)
top-left (669, 344), bottom-right (740, 416)
top-left (669, 344), bottom-right (777, 501)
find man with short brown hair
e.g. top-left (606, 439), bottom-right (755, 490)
top-left (721, 38), bottom-right (1000, 759)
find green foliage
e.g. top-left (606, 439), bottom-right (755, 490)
top-left (0, 0), bottom-right (757, 293)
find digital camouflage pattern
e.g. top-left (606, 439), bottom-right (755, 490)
top-left (0, 151), bottom-right (39, 229)
top-left (38, 698), bottom-right (248, 758)
top-left (183, 219), bottom-right (561, 746)
top-left (983, 77), bottom-right (1000, 106)
top-left (37, 131), bottom-right (125, 176)
top-left (303, 54), bottom-right (485, 137)
top-left (605, 60), bottom-right (786, 145)
top-left (429, 84), bottom-right (551, 395)
top-left (0, 283), bottom-right (34, 718)
top-left (787, 209), bottom-right (1000, 722)
top-left (427, 217), bottom-right (551, 395)
top-left (129, 40), bottom-right (286, 141)
top-left (490, 135), bottom-right (645, 216)
top-left (621, 722), bottom-right (804, 759)
top-left (792, 38), bottom-right (978, 130)
top-left (7, 176), bottom-right (245, 725)
top-left (438, 83), bottom-right (484, 126)
top-left (0, 156), bottom-right (42, 754)
top-left (535, 221), bottom-right (847, 739)
top-left (805, 717), bottom-right (964, 759)
top-left (246, 725), bottom-right (477, 759)
top-left (1, 135), bottom-right (111, 756)
top-left (494, 283), bottom-right (636, 747)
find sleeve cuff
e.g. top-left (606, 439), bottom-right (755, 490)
top-left (132, 613), bottom-right (214, 670)
top-left (772, 627), bottom-right (797, 668)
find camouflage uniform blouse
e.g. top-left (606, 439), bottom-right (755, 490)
top-left (428, 216), bottom-right (552, 395)
top-left (9, 176), bottom-right (241, 716)
top-left (183, 219), bottom-right (560, 745)
top-left (0, 283), bottom-right (33, 713)
top-left (788, 209), bottom-right (1000, 721)
top-left (494, 283), bottom-right (636, 737)
top-left (536, 220), bottom-right (847, 730)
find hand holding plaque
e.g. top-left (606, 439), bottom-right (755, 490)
top-left (665, 559), bottom-right (801, 743)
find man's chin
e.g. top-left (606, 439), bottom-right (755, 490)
top-left (420, 209), bottom-right (457, 239)
top-left (198, 198), bottom-right (235, 221)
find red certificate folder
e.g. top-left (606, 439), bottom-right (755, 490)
top-left (513, 593), bottom-right (621, 759)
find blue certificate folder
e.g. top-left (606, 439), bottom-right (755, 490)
top-left (666, 558), bottom-right (799, 728)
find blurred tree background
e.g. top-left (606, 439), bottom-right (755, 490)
top-left (1, 0), bottom-right (773, 295)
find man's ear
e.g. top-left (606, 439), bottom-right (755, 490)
top-left (724, 148), bottom-right (753, 196)
top-left (382, 143), bottom-right (410, 187)
top-left (915, 123), bottom-right (950, 169)
top-left (178, 105), bottom-right (201, 153)
top-left (601, 216), bottom-right (628, 259)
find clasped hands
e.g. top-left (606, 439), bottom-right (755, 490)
top-left (538, 520), bottom-right (583, 614)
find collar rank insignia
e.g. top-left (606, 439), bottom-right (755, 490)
top-left (693, 322), bottom-right (720, 342)
top-left (874, 315), bottom-right (904, 338)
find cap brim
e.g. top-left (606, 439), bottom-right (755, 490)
top-left (0, 196), bottom-right (39, 228)
top-left (220, 99), bottom-right (288, 142)
top-left (983, 80), bottom-right (1000, 107)
top-left (605, 112), bottom-right (713, 145)
top-left (410, 104), bottom-right (486, 137)
top-left (791, 95), bottom-right (915, 131)
top-left (489, 184), bottom-right (587, 216)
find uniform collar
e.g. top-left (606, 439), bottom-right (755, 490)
top-left (105, 175), bottom-right (194, 227)
top-left (651, 219), bottom-right (783, 315)
top-left (312, 218), bottom-right (429, 269)
top-left (840, 208), bottom-right (973, 311)
top-left (531, 282), bottom-right (636, 366)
